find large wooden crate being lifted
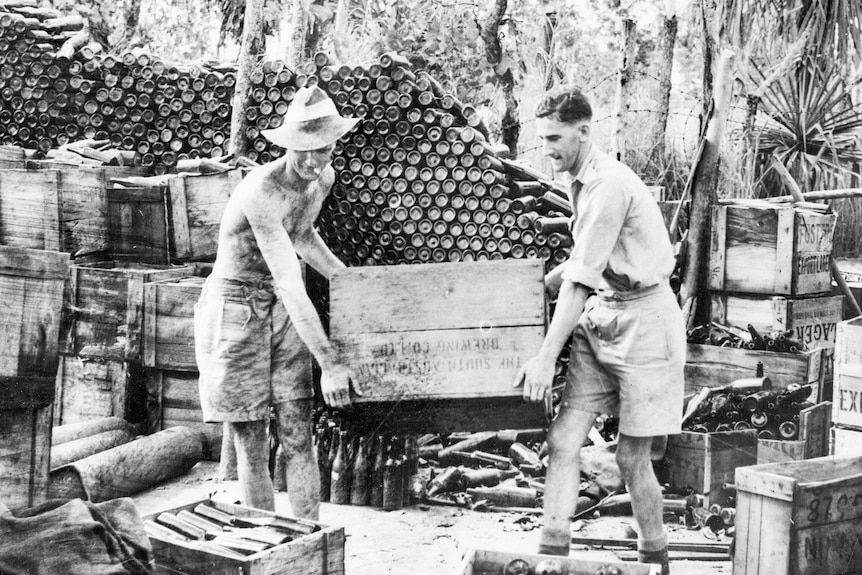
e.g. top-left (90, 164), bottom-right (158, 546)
top-left (330, 259), bottom-right (547, 433)
top-left (107, 169), bottom-right (243, 264)
top-left (0, 246), bottom-right (68, 512)
top-left (734, 456), bottom-right (862, 575)
top-left (708, 204), bottom-right (837, 296)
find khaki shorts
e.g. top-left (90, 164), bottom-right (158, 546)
top-left (559, 283), bottom-right (686, 437)
top-left (194, 277), bottom-right (313, 422)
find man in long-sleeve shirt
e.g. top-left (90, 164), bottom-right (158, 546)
top-left (517, 86), bottom-right (684, 574)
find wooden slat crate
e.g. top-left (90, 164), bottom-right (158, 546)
top-left (145, 369), bottom-right (221, 461)
top-left (168, 169), bottom-right (243, 261)
top-left (831, 425), bottom-right (862, 457)
top-left (62, 261), bottom-right (195, 360)
top-left (663, 429), bottom-right (758, 506)
top-left (143, 276), bottom-right (205, 371)
top-left (833, 316), bottom-right (862, 429)
top-left (145, 498), bottom-right (345, 575)
top-left (0, 167), bottom-right (121, 257)
top-left (0, 246), bottom-right (69, 377)
top-left (707, 204), bottom-right (837, 296)
top-left (709, 293), bottom-right (843, 351)
top-left (734, 456), bottom-right (862, 575)
top-left (107, 169), bottom-right (242, 264)
top-left (0, 145), bottom-right (25, 169)
top-left (330, 259), bottom-right (547, 432)
top-left (53, 355), bottom-right (146, 427)
top-left (685, 344), bottom-right (825, 398)
top-left (756, 401), bottom-right (832, 464)
top-left (0, 376), bottom-right (54, 512)
top-left (459, 548), bottom-right (660, 575)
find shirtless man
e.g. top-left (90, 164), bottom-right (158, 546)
top-left (194, 85), bottom-right (360, 519)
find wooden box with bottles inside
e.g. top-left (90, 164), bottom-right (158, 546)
top-left (459, 548), bottom-right (661, 575)
top-left (143, 498), bottom-right (344, 575)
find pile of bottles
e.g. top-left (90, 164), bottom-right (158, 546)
top-left (687, 322), bottom-right (806, 353)
top-left (313, 410), bottom-right (420, 510)
top-left (682, 380), bottom-right (815, 440)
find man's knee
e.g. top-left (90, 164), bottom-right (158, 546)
top-left (615, 436), bottom-right (652, 478)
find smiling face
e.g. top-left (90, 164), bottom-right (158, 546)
top-left (535, 116), bottom-right (590, 177)
top-left (288, 143), bottom-right (336, 180)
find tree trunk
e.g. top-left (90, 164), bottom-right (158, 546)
top-left (540, 10), bottom-right (557, 90)
top-left (649, 5), bottom-right (677, 168)
top-left (679, 50), bottom-right (736, 327)
top-left (229, 0), bottom-right (266, 159)
top-left (700, 0), bottom-right (718, 133)
top-left (285, 0), bottom-right (309, 69)
top-left (611, 18), bottom-right (637, 162)
top-left (482, 0), bottom-right (520, 156)
top-left (124, 0), bottom-right (142, 33)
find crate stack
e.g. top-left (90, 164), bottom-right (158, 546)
top-left (831, 316), bottom-right (862, 455)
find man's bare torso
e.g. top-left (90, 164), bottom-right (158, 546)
top-left (210, 157), bottom-right (332, 280)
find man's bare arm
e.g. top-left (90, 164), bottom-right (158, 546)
top-left (293, 227), bottom-right (345, 281)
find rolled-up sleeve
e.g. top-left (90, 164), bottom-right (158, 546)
top-left (560, 178), bottom-right (629, 289)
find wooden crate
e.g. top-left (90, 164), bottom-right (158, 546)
top-left (145, 369), bottom-right (221, 461)
top-left (107, 169), bottom-right (242, 264)
top-left (329, 259), bottom-right (547, 432)
top-left (0, 145), bottom-right (24, 169)
top-left (0, 376), bottom-right (53, 512)
top-left (709, 293), bottom-right (843, 351)
top-left (168, 169), bottom-right (243, 261)
top-left (0, 246), bottom-right (69, 378)
top-left (663, 429), bottom-right (758, 506)
top-left (833, 316), bottom-right (862, 429)
top-left (831, 425), bottom-right (862, 457)
top-left (459, 548), bottom-right (660, 575)
top-left (0, 167), bottom-right (115, 257)
top-left (53, 355), bottom-right (146, 427)
top-left (145, 498), bottom-right (344, 575)
top-left (734, 455), bottom-right (862, 575)
top-left (756, 402), bottom-right (832, 464)
top-left (685, 344), bottom-right (825, 398)
top-left (707, 204), bottom-right (836, 296)
top-left (62, 261), bottom-right (195, 360)
top-left (143, 276), bottom-right (205, 371)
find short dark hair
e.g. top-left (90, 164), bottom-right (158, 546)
top-left (536, 86), bottom-right (592, 123)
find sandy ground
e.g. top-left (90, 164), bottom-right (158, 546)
top-left (133, 462), bottom-right (732, 575)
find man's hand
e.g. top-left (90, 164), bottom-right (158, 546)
top-left (513, 354), bottom-right (555, 403)
top-left (320, 363), bottom-right (362, 409)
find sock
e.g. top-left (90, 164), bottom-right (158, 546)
top-left (638, 529), bottom-right (668, 552)
top-left (538, 528), bottom-right (570, 556)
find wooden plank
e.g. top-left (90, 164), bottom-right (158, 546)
top-left (706, 204), bottom-right (727, 290)
top-left (0, 170), bottom-right (58, 250)
top-left (343, 396), bottom-right (547, 435)
top-left (790, 465), bottom-right (862, 530)
top-left (42, 168), bottom-right (62, 252)
top-left (791, 520), bottom-right (862, 575)
top-left (330, 259), bottom-right (544, 334)
top-left (831, 426), bottom-right (862, 457)
top-left (0, 243), bottom-right (69, 280)
top-left (0, 273), bottom-right (25, 375)
top-left (833, 372), bottom-right (862, 429)
top-left (167, 176), bottom-right (190, 260)
top-left (107, 185), bottom-right (170, 264)
top-left (722, 206), bottom-right (779, 294)
top-left (793, 210), bottom-right (837, 297)
top-left (774, 206), bottom-right (795, 294)
top-left (0, 405), bottom-right (51, 512)
top-left (339, 325), bottom-right (544, 401)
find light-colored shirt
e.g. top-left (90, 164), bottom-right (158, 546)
top-left (560, 147), bottom-right (675, 293)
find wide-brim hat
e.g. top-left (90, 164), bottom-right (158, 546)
top-left (262, 85), bottom-right (360, 151)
